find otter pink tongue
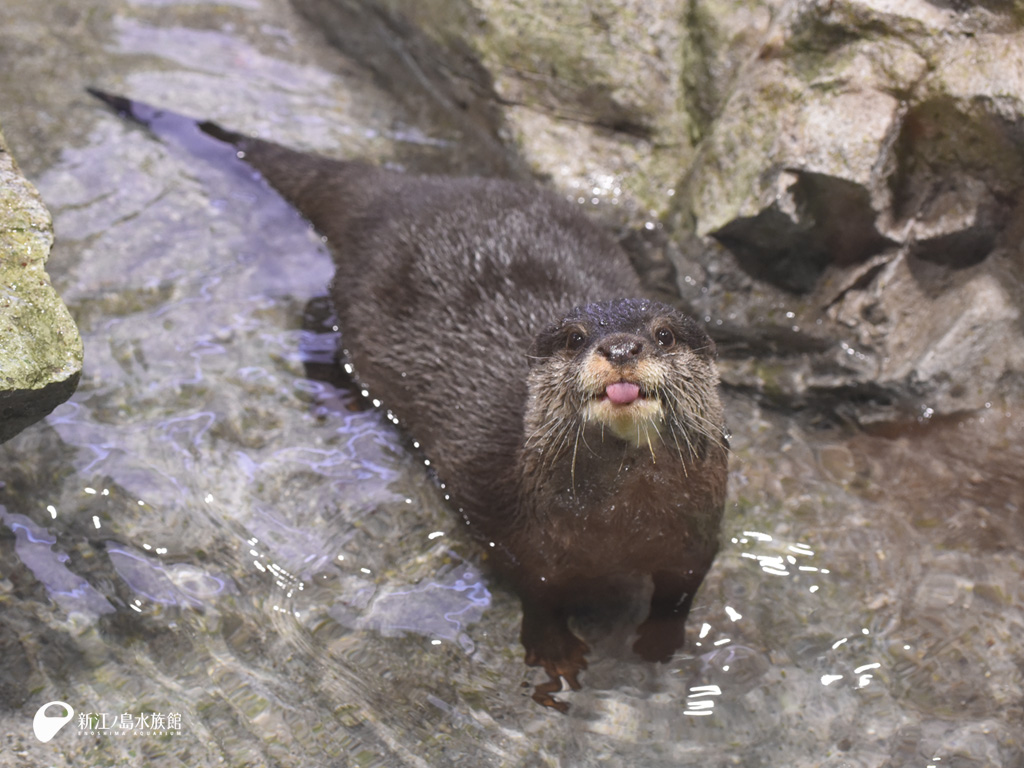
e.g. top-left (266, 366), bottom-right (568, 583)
top-left (605, 382), bottom-right (641, 405)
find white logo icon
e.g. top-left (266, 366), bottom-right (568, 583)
top-left (32, 701), bottom-right (75, 743)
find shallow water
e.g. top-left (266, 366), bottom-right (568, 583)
top-left (2, 0), bottom-right (1023, 766)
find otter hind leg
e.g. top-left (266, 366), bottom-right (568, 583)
top-left (632, 570), bottom-right (703, 662)
top-left (520, 596), bottom-right (589, 712)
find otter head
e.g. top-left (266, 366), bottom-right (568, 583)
top-left (524, 298), bottom-right (722, 461)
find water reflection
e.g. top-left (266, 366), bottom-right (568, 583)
top-left (1, 508), bottom-right (115, 618)
top-left (107, 543), bottom-right (236, 608)
top-left (683, 684), bottom-right (720, 717)
top-left (332, 564), bottom-right (491, 653)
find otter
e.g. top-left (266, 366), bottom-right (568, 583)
top-left (89, 89), bottom-right (729, 711)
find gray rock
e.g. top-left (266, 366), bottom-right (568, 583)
top-left (291, 0), bottom-right (702, 214)
top-left (0, 126), bottom-right (82, 443)
top-left (680, 0), bottom-right (1024, 419)
top-left (217, 0), bottom-right (1024, 420)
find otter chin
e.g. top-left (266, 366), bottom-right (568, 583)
top-left (88, 88), bottom-right (729, 713)
top-left (585, 380), bottom-right (664, 446)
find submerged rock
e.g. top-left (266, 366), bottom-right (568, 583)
top-left (0, 126), bottom-right (82, 443)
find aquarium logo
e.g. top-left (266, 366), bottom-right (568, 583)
top-left (32, 701), bottom-right (75, 743)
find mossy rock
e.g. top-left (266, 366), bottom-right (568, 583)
top-left (0, 126), bottom-right (82, 443)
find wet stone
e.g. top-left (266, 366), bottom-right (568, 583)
top-left (0, 126), bottom-right (82, 443)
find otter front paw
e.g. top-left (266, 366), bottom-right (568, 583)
top-left (521, 604), bottom-right (590, 712)
top-left (525, 633), bottom-right (589, 688)
top-left (632, 614), bottom-right (687, 663)
top-left (525, 634), bottom-right (589, 712)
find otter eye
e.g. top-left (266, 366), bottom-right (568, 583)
top-left (566, 329), bottom-right (587, 352)
top-left (656, 327), bottom-right (675, 348)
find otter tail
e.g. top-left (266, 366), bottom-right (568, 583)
top-left (86, 88), bottom-right (374, 241)
top-left (85, 88), bottom-right (135, 118)
top-left (195, 119), bottom-right (250, 148)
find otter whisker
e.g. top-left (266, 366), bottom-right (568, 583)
top-left (662, 376), bottom-right (723, 460)
top-left (524, 388), bottom-right (587, 464)
top-left (677, 408), bottom-right (699, 461)
top-left (617, 444), bottom-right (629, 473)
top-left (659, 402), bottom-right (691, 476)
top-left (682, 395), bottom-right (720, 447)
top-left (545, 421), bottom-right (574, 465)
top-left (524, 414), bottom-right (568, 459)
top-left (669, 427), bottom-right (689, 476)
top-left (644, 418), bottom-right (658, 464)
top-left (570, 421), bottom-right (583, 495)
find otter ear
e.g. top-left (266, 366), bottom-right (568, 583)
top-left (702, 335), bottom-right (718, 360)
top-left (675, 315), bottom-right (716, 360)
top-left (527, 322), bottom-right (561, 367)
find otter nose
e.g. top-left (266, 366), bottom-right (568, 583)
top-left (599, 336), bottom-right (643, 364)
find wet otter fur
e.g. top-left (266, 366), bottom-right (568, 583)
top-left (89, 89), bottom-right (729, 711)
